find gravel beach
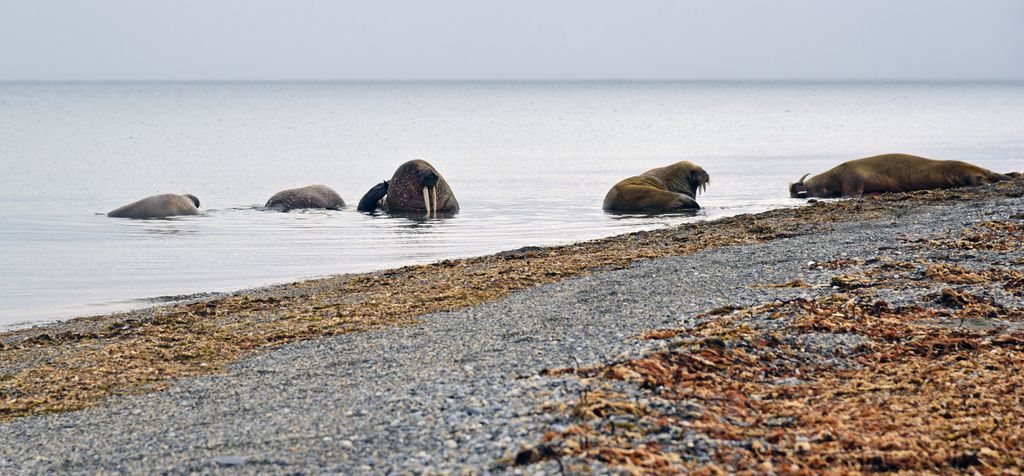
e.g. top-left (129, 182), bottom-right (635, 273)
top-left (1, 185), bottom-right (1023, 474)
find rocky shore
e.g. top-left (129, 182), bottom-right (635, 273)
top-left (1, 179), bottom-right (1022, 474)
top-left (518, 195), bottom-right (1024, 473)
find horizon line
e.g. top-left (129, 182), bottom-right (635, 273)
top-left (2, 77), bottom-right (1023, 83)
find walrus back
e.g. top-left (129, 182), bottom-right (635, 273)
top-left (107, 194), bottom-right (199, 219)
top-left (266, 185), bottom-right (345, 211)
top-left (935, 160), bottom-right (1011, 187)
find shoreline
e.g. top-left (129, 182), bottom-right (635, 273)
top-left (0, 179), bottom-right (1021, 473)
top-left (2, 179), bottom-right (1023, 423)
top-left (0, 205), bottom-right (786, 331)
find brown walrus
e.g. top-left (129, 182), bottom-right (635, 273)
top-left (357, 159), bottom-right (459, 215)
top-left (265, 184), bottom-right (345, 211)
top-left (789, 153), bottom-right (1012, 199)
top-left (602, 161), bottom-right (710, 213)
top-left (107, 193), bottom-right (200, 219)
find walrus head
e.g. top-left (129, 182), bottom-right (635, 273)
top-left (789, 174), bottom-right (810, 198)
top-left (383, 159), bottom-right (459, 215)
top-left (184, 194), bottom-right (200, 208)
top-left (689, 167), bottom-right (710, 197)
top-left (656, 161), bottom-right (709, 198)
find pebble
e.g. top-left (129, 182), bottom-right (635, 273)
top-left (212, 456), bottom-right (247, 467)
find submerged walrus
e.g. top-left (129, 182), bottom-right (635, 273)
top-left (107, 193), bottom-right (200, 219)
top-left (602, 161), bottom-right (710, 213)
top-left (789, 153), bottom-right (1012, 199)
top-left (265, 184), bottom-right (345, 211)
top-left (357, 159), bottom-right (459, 215)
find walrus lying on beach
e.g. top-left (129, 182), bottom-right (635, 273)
top-left (265, 184), bottom-right (345, 211)
top-left (357, 159), bottom-right (459, 215)
top-left (107, 193), bottom-right (200, 219)
top-left (602, 161), bottom-right (710, 213)
top-left (790, 154), bottom-right (1012, 199)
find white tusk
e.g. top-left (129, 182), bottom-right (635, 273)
top-left (422, 187), bottom-right (431, 215)
top-left (431, 187), bottom-right (437, 216)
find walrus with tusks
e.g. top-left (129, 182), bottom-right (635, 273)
top-left (265, 184), bottom-right (345, 211)
top-left (357, 159), bottom-right (459, 215)
top-left (107, 193), bottom-right (200, 219)
top-left (789, 153), bottom-right (1013, 199)
top-left (602, 161), bottom-right (710, 213)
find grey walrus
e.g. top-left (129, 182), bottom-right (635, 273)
top-left (265, 184), bottom-right (345, 211)
top-left (357, 160), bottom-right (459, 215)
top-left (602, 161), bottom-right (710, 213)
top-left (789, 153), bottom-right (1013, 199)
top-left (107, 193), bottom-right (200, 219)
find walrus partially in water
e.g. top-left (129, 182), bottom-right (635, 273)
top-left (357, 160), bottom-right (459, 215)
top-left (789, 153), bottom-right (1012, 199)
top-left (602, 161), bottom-right (710, 213)
top-left (265, 184), bottom-right (345, 211)
top-left (107, 193), bottom-right (200, 219)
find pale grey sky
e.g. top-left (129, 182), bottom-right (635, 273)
top-left (0, 0), bottom-right (1021, 81)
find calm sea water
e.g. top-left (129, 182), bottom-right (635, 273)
top-left (1, 81), bottom-right (1022, 327)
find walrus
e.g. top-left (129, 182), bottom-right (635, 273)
top-left (107, 193), bottom-right (200, 219)
top-left (357, 159), bottom-right (459, 215)
top-left (602, 161), bottom-right (710, 213)
top-left (789, 153), bottom-right (1012, 199)
top-left (265, 184), bottom-right (345, 211)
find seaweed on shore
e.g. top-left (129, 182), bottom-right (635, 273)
top-left (516, 213), bottom-right (1024, 474)
top-left (1, 179), bottom-right (1023, 422)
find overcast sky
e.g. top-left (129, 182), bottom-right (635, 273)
top-left (0, 0), bottom-right (1021, 81)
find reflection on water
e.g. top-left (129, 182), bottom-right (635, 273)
top-left (604, 209), bottom-right (703, 220)
top-left (1, 80), bottom-right (1022, 326)
top-left (388, 215), bottom-right (459, 230)
top-left (128, 221), bottom-right (202, 237)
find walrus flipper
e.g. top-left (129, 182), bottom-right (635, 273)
top-left (357, 181), bottom-right (389, 212)
top-left (672, 194), bottom-right (700, 210)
